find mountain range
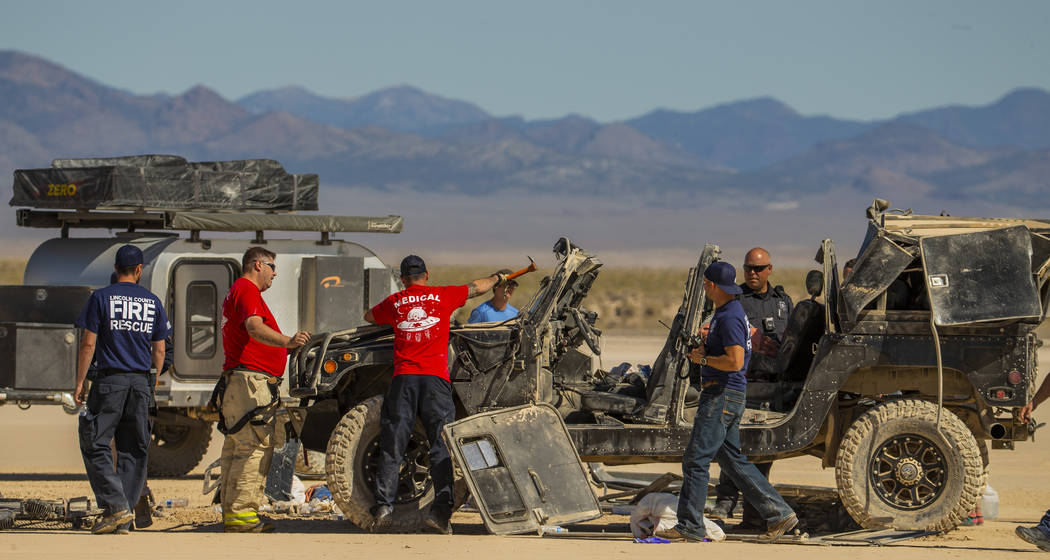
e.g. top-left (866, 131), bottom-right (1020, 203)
top-left (2, 49), bottom-right (1049, 209)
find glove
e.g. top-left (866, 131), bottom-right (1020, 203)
top-left (494, 272), bottom-right (508, 286)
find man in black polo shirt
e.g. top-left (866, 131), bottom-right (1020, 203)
top-left (74, 245), bottom-right (169, 535)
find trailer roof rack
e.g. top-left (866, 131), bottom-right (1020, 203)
top-left (16, 209), bottom-right (403, 243)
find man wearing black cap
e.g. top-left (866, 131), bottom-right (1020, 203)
top-left (364, 255), bottom-right (504, 534)
top-left (658, 261), bottom-right (797, 543)
top-left (74, 244), bottom-right (169, 535)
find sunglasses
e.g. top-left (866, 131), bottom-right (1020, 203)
top-left (260, 261), bottom-right (276, 272)
top-left (744, 264), bottom-right (770, 274)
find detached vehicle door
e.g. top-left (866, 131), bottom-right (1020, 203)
top-left (920, 225), bottom-right (1043, 325)
top-left (443, 403), bottom-right (600, 534)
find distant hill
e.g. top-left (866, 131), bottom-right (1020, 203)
top-left (1, 49), bottom-right (1049, 210)
top-left (627, 97), bottom-right (872, 171)
top-left (238, 85), bottom-right (490, 132)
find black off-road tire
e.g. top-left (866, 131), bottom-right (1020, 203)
top-left (147, 417), bottom-right (213, 477)
top-left (325, 395), bottom-right (467, 532)
top-left (835, 399), bottom-right (984, 532)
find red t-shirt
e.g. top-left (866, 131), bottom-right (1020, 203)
top-left (222, 277), bottom-right (289, 376)
top-left (370, 284), bottom-right (469, 380)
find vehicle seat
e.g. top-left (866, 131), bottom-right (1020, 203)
top-left (770, 298), bottom-right (825, 383)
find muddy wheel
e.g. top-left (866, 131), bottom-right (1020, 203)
top-left (835, 399), bottom-right (984, 532)
top-left (325, 395), bottom-right (467, 532)
top-left (147, 416), bottom-right (213, 477)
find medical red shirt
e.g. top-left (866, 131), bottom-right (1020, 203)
top-left (370, 284), bottom-right (469, 380)
top-left (222, 277), bottom-right (288, 376)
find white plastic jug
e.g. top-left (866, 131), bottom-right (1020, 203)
top-left (981, 484), bottom-right (999, 521)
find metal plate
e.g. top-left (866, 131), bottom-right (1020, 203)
top-left (443, 403), bottom-right (601, 535)
top-left (840, 234), bottom-right (915, 322)
top-left (921, 226), bottom-right (1042, 325)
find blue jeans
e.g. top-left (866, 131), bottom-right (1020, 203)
top-left (675, 386), bottom-right (794, 538)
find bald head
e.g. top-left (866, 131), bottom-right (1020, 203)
top-left (743, 247), bottom-right (773, 293)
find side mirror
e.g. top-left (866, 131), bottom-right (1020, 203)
top-left (805, 269), bottom-right (824, 298)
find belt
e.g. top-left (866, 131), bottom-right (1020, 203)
top-left (230, 364), bottom-right (279, 377)
top-left (97, 368), bottom-right (149, 377)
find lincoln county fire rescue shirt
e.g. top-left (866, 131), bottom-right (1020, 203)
top-left (370, 284), bottom-right (469, 381)
top-left (76, 281), bottom-right (170, 373)
top-left (222, 277), bottom-right (289, 377)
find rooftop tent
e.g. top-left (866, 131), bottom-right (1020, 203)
top-left (10, 155), bottom-right (318, 211)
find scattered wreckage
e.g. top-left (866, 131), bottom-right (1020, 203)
top-left (291, 199), bottom-right (1044, 534)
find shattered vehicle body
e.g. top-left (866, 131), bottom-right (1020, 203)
top-left (291, 201), bottom-right (1045, 533)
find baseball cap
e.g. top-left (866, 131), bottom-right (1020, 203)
top-left (400, 255), bottom-right (427, 277)
top-left (497, 268), bottom-right (518, 287)
top-left (115, 245), bottom-right (144, 267)
top-left (704, 261), bottom-right (742, 295)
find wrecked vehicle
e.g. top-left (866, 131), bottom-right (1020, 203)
top-left (290, 200), bottom-right (1042, 533)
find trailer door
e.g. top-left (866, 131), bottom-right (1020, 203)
top-left (172, 260), bottom-right (236, 380)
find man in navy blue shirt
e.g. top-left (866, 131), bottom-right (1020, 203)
top-left (659, 261), bottom-right (797, 543)
top-left (74, 245), bottom-right (169, 535)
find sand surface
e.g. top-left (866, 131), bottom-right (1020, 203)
top-left (2, 335), bottom-right (1048, 558)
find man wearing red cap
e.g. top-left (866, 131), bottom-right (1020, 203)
top-left (658, 260), bottom-right (797, 543)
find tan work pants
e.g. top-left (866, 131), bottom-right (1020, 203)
top-left (219, 369), bottom-right (278, 527)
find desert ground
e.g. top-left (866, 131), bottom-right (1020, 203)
top-left (2, 335), bottom-right (1048, 559)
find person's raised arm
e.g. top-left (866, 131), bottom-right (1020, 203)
top-left (468, 272), bottom-right (506, 299)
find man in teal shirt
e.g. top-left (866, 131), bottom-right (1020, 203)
top-left (467, 269), bottom-right (519, 323)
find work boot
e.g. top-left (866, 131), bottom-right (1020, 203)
top-left (655, 525), bottom-right (707, 542)
top-left (224, 520), bottom-right (276, 533)
top-left (706, 499), bottom-right (734, 521)
top-left (758, 512), bottom-right (798, 542)
top-left (92, 509), bottom-right (134, 535)
top-left (134, 493), bottom-right (153, 529)
top-left (114, 522), bottom-right (131, 535)
top-left (370, 504), bottom-right (393, 533)
top-left (1017, 526), bottom-right (1050, 552)
top-left (425, 508), bottom-right (452, 535)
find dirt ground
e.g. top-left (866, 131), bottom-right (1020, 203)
top-left (2, 335), bottom-right (1048, 558)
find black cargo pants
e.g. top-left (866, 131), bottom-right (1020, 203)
top-left (78, 373), bottom-right (152, 515)
top-left (374, 374), bottom-right (455, 514)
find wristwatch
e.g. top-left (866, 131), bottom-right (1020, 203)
top-left (699, 357), bottom-right (708, 366)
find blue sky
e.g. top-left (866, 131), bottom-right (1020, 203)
top-left (2, 1), bottom-right (1048, 122)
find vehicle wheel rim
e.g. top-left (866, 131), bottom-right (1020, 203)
top-left (363, 433), bottom-right (432, 504)
top-left (869, 434), bottom-right (947, 511)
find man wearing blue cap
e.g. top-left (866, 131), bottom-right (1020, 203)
top-left (658, 261), bottom-right (797, 543)
top-left (74, 244), bottom-right (169, 535)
